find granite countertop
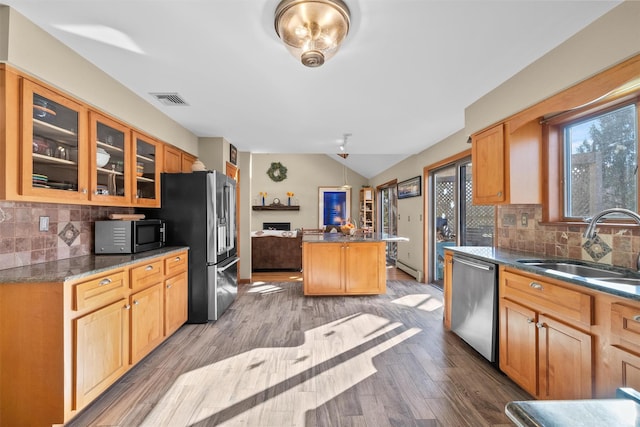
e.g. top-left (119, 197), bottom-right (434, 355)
top-left (302, 232), bottom-right (409, 243)
top-left (0, 246), bottom-right (189, 284)
top-left (446, 246), bottom-right (640, 301)
top-left (505, 399), bottom-right (640, 427)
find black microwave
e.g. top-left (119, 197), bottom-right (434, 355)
top-left (94, 219), bottom-right (165, 254)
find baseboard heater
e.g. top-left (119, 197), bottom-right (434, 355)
top-left (395, 260), bottom-right (423, 282)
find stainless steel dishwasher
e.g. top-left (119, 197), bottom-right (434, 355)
top-left (451, 254), bottom-right (498, 362)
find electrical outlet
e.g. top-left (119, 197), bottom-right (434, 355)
top-left (39, 216), bottom-right (49, 232)
top-left (521, 213), bottom-right (529, 227)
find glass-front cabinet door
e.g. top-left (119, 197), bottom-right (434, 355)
top-left (21, 79), bottom-right (88, 200)
top-left (132, 131), bottom-right (161, 206)
top-left (89, 112), bottom-right (130, 204)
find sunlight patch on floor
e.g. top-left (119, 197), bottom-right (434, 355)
top-left (246, 283), bottom-right (284, 294)
top-left (140, 313), bottom-right (421, 426)
top-left (391, 294), bottom-right (443, 312)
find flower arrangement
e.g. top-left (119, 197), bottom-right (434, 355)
top-left (259, 191), bottom-right (267, 206)
top-left (286, 191), bottom-right (294, 206)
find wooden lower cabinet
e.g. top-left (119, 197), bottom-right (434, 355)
top-left (130, 283), bottom-right (164, 364)
top-left (0, 249), bottom-right (188, 426)
top-left (302, 241), bottom-right (386, 295)
top-left (165, 270), bottom-right (189, 336)
top-left (499, 298), bottom-right (538, 396)
top-left (499, 268), bottom-right (593, 400)
top-left (74, 298), bottom-right (130, 409)
top-left (537, 313), bottom-right (593, 399)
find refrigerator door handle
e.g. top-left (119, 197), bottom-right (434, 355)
top-left (217, 257), bottom-right (240, 272)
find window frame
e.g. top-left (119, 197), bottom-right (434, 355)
top-left (544, 93), bottom-right (640, 224)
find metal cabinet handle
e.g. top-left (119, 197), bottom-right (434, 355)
top-left (174, 256), bottom-right (181, 261)
top-left (166, 284), bottom-right (172, 289)
top-left (526, 318), bottom-right (534, 324)
top-left (529, 282), bottom-right (544, 290)
top-left (633, 315), bottom-right (640, 322)
top-left (124, 304), bottom-right (131, 310)
top-left (145, 265), bottom-right (153, 271)
top-left (99, 278), bottom-right (112, 286)
top-left (536, 322), bottom-right (545, 329)
top-left (133, 300), bottom-right (139, 305)
top-left (497, 191), bottom-right (502, 197)
top-left (81, 188), bottom-right (87, 194)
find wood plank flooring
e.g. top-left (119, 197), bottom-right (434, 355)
top-left (67, 278), bottom-right (529, 427)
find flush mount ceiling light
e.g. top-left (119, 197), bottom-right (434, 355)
top-left (274, 0), bottom-right (351, 67)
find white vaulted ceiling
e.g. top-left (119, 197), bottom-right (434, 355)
top-left (0, 0), bottom-right (622, 177)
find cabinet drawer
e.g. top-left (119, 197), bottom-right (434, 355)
top-left (501, 270), bottom-right (593, 326)
top-left (130, 259), bottom-right (163, 291)
top-left (165, 251), bottom-right (188, 277)
top-left (74, 270), bottom-right (127, 311)
top-left (611, 302), bottom-right (640, 346)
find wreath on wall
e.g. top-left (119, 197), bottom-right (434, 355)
top-left (267, 162), bottom-right (288, 182)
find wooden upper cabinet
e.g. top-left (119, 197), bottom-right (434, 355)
top-left (181, 152), bottom-right (197, 172)
top-left (21, 78), bottom-right (89, 202)
top-left (472, 123), bottom-right (505, 204)
top-left (163, 144), bottom-right (182, 173)
top-left (471, 120), bottom-right (541, 205)
top-left (164, 144), bottom-right (197, 174)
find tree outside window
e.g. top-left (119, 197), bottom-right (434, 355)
top-left (564, 103), bottom-right (638, 218)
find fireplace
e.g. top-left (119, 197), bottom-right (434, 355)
top-left (263, 222), bottom-right (291, 231)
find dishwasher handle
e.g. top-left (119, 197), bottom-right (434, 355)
top-left (453, 256), bottom-right (494, 271)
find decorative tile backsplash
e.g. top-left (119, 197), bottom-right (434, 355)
top-left (0, 201), bottom-right (133, 271)
top-left (497, 204), bottom-right (640, 270)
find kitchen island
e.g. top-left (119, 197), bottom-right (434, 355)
top-left (302, 232), bottom-right (408, 296)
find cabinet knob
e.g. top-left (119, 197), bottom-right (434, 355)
top-left (99, 278), bottom-right (112, 286)
top-left (526, 318), bottom-right (534, 324)
top-left (175, 256), bottom-right (181, 261)
top-left (536, 322), bottom-right (545, 329)
top-left (529, 282), bottom-right (544, 291)
top-left (145, 265), bottom-right (153, 271)
top-left (124, 304), bottom-right (131, 310)
top-left (133, 300), bottom-right (139, 305)
top-left (633, 315), bottom-right (640, 322)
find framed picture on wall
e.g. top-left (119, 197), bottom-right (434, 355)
top-left (229, 144), bottom-right (237, 165)
top-left (318, 186), bottom-right (351, 228)
top-left (398, 176), bottom-right (421, 199)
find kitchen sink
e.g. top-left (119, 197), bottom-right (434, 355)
top-left (517, 260), bottom-right (627, 279)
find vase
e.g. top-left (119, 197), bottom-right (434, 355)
top-left (262, 196), bottom-right (265, 206)
top-left (288, 197), bottom-right (291, 206)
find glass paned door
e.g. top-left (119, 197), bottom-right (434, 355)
top-left (433, 165), bottom-right (457, 283)
top-left (132, 132), bottom-right (160, 206)
top-left (379, 185), bottom-right (398, 263)
top-left (90, 112), bottom-right (130, 203)
top-left (461, 163), bottom-right (495, 247)
top-left (430, 158), bottom-right (494, 286)
top-left (22, 80), bottom-right (88, 200)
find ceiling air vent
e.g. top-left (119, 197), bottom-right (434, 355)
top-left (150, 92), bottom-right (189, 106)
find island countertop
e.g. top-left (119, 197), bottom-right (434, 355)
top-left (302, 232), bottom-right (409, 243)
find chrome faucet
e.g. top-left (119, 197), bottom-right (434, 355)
top-left (583, 207), bottom-right (640, 271)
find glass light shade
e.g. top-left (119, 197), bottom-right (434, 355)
top-left (275, 0), bottom-right (350, 67)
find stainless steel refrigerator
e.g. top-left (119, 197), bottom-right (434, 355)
top-left (145, 171), bottom-right (238, 323)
